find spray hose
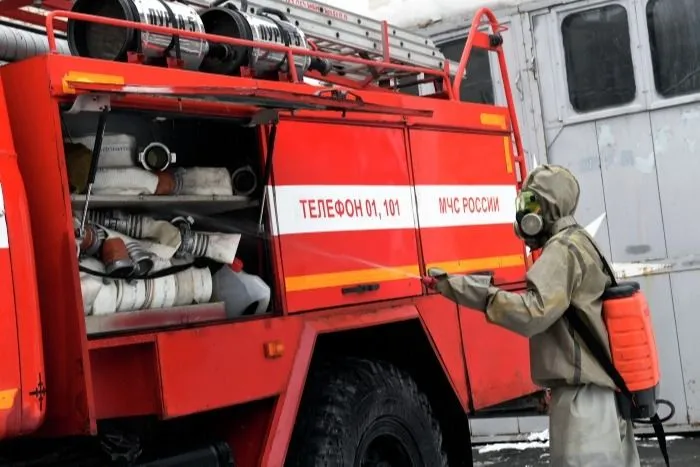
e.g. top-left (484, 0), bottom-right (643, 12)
top-left (635, 399), bottom-right (675, 425)
top-left (168, 211), bottom-right (423, 280)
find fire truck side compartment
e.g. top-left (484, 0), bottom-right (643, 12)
top-left (0, 33), bottom-right (533, 463)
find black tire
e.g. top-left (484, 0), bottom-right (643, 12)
top-left (285, 357), bottom-right (449, 467)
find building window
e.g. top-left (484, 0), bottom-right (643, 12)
top-left (647, 0), bottom-right (700, 98)
top-left (439, 38), bottom-right (495, 105)
top-left (561, 5), bottom-right (636, 112)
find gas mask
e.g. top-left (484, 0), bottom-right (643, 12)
top-left (513, 190), bottom-right (547, 249)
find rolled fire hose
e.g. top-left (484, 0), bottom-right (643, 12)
top-left (0, 23), bottom-right (69, 62)
top-left (138, 142), bottom-right (177, 172)
top-left (231, 165), bottom-right (257, 197)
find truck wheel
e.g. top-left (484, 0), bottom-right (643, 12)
top-left (286, 358), bottom-right (448, 467)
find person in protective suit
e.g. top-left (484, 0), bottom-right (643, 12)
top-left (422, 165), bottom-right (640, 467)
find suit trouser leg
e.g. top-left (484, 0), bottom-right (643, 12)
top-left (549, 384), bottom-right (641, 467)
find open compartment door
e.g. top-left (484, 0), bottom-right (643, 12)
top-left (58, 81), bottom-right (435, 117)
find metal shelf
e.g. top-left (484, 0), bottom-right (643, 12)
top-left (71, 194), bottom-right (259, 216)
top-left (85, 302), bottom-right (228, 337)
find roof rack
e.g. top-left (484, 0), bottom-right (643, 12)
top-left (9, 0), bottom-right (523, 137)
top-left (2, 0), bottom-right (459, 91)
top-left (217, 0), bottom-right (452, 86)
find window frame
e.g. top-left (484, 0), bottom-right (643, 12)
top-left (560, 3), bottom-right (637, 113)
top-left (533, 0), bottom-right (647, 126)
top-left (645, 0), bottom-right (700, 100)
top-left (635, 0), bottom-right (700, 110)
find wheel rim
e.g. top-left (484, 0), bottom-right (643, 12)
top-left (355, 416), bottom-right (424, 467)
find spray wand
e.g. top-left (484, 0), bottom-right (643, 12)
top-left (169, 212), bottom-right (423, 281)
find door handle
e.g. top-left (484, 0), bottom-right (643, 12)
top-left (341, 283), bottom-right (380, 295)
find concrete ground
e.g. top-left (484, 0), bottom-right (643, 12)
top-left (472, 435), bottom-right (700, 466)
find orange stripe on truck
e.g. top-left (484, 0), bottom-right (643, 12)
top-left (427, 254), bottom-right (525, 275)
top-left (285, 265), bottom-right (421, 292)
top-left (284, 255), bottom-right (525, 291)
top-left (0, 388), bottom-right (17, 410)
top-left (503, 136), bottom-right (513, 174)
top-left (62, 71), bottom-right (125, 94)
top-left (480, 113), bottom-right (507, 130)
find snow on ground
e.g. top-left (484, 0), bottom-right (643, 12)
top-left (477, 430), bottom-right (550, 454)
top-left (636, 435), bottom-right (684, 448)
top-left (475, 429), bottom-right (684, 454)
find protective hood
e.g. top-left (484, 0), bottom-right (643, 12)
top-left (522, 165), bottom-right (580, 232)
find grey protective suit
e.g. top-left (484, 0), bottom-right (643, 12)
top-left (434, 165), bottom-right (640, 467)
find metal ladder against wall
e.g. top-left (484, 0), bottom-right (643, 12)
top-left (186, 0), bottom-right (459, 88)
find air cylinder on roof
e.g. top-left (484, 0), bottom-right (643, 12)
top-left (66, 0), bottom-right (208, 71)
top-left (198, 1), bottom-right (331, 78)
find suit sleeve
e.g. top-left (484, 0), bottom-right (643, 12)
top-left (484, 239), bottom-right (583, 337)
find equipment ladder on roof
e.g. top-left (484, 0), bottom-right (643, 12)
top-left (187, 0), bottom-right (457, 87)
top-left (1, 0), bottom-right (461, 90)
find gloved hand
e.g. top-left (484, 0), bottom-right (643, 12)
top-left (421, 276), bottom-right (438, 289)
top-left (421, 267), bottom-right (448, 290)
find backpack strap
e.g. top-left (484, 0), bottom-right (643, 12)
top-left (563, 228), bottom-right (670, 467)
top-left (577, 228), bottom-right (618, 287)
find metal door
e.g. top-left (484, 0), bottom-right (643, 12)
top-left (528, 0), bottom-right (687, 426)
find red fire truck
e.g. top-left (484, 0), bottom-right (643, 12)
top-left (0, 0), bottom-right (540, 465)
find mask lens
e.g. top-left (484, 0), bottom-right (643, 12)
top-left (516, 190), bottom-right (540, 213)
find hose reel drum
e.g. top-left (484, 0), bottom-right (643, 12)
top-left (67, 0), bottom-right (331, 79)
top-left (199, 1), bottom-right (332, 78)
top-left (139, 142), bottom-right (176, 172)
top-left (67, 0), bottom-right (209, 70)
